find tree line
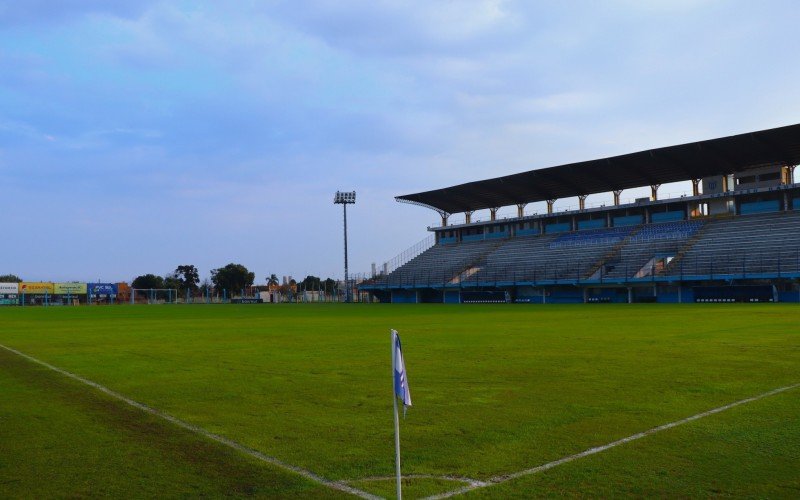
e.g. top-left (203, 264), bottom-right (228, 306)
top-left (2, 266), bottom-right (341, 296)
top-left (130, 265), bottom-right (340, 295)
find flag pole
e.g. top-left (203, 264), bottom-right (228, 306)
top-left (392, 330), bottom-right (402, 500)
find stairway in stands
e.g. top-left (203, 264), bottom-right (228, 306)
top-left (585, 225), bottom-right (643, 280)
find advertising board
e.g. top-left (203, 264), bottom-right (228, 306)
top-left (0, 283), bottom-right (19, 294)
top-left (54, 283), bottom-right (88, 294)
top-left (19, 282), bottom-right (54, 294)
top-left (88, 283), bottom-right (118, 295)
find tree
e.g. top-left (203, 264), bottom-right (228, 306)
top-left (323, 278), bottom-right (338, 292)
top-left (210, 263), bottom-right (254, 293)
top-left (0, 274), bottom-right (22, 283)
top-left (131, 274), bottom-right (165, 289)
top-left (163, 272), bottom-right (181, 292)
top-left (266, 274), bottom-right (279, 289)
top-left (300, 275), bottom-right (321, 291)
top-left (175, 265), bottom-right (200, 292)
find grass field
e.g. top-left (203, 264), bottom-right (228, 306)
top-left (1, 303), bottom-right (799, 498)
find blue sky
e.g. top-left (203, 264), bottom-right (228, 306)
top-left (2, 1), bottom-right (800, 283)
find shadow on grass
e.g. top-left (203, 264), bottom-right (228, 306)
top-left (0, 348), bottom-right (344, 498)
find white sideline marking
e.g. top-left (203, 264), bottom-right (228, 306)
top-left (0, 343), bottom-right (380, 500)
top-left (424, 382), bottom-right (800, 499)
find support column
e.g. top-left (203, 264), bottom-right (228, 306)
top-left (464, 211), bottom-right (474, 224)
top-left (440, 212), bottom-right (449, 227)
top-left (627, 287), bottom-right (633, 304)
top-left (613, 190), bottom-right (622, 206)
top-left (784, 165), bottom-right (796, 185)
top-left (490, 207), bottom-right (499, 221)
top-left (721, 175), bottom-right (729, 192)
top-left (578, 194), bottom-right (588, 211)
top-left (546, 199), bottom-right (556, 215)
top-left (691, 178), bottom-right (700, 196)
top-left (650, 184), bottom-right (661, 201)
top-left (516, 203), bottom-right (527, 218)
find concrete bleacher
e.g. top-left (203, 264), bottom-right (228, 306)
top-left (602, 220), bottom-right (705, 280)
top-left (474, 231), bottom-right (620, 282)
top-left (378, 211), bottom-right (800, 287)
top-left (667, 211), bottom-right (800, 277)
top-left (550, 225), bottom-right (635, 248)
top-left (376, 239), bottom-right (498, 286)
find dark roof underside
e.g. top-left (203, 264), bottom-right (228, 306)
top-left (396, 123), bottom-right (800, 214)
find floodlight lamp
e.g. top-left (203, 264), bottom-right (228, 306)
top-left (334, 191), bottom-right (356, 204)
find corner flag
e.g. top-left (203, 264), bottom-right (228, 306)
top-left (392, 329), bottom-right (412, 409)
top-left (391, 329), bottom-right (411, 499)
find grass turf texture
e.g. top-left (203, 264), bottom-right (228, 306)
top-left (0, 303), bottom-right (798, 498)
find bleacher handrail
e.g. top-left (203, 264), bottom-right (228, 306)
top-left (380, 234), bottom-right (436, 276)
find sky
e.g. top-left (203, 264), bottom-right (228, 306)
top-left (2, 1), bottom-right (800, 283)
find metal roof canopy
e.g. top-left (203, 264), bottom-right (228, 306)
top-left (396, 123), bottom-right (800, 215)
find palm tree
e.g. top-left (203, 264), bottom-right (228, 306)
top-left (267, 274), bottom-right (279, 290)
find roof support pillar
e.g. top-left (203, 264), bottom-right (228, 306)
top-left (783, 165), bottom-right (795, 185)
top-left (613, 190), bottom-right (622, 206)
top-left (435, 209), bottom-right (450, 227)
top-left (578, 195), bottom-right (588, 211)
top-left (490, 207), bottom-right (499, 221)
top-left (691, 178), bottom-right (701, 196)
top-left (516, 203), bottom-right (527, 218)
top-left (464, 210), bottom-right (474, 224)
top-left (721, 175), bottom-right (729, 192)
top-left (650, 184), bottom-right (661, 201)
top-left (546, 199), bottom-right (556, 215)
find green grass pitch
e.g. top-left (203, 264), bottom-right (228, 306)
top-left (1, 304), bottom-right (799, 498)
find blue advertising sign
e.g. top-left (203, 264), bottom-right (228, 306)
top-left (88, 283), bottom-right (118, 295)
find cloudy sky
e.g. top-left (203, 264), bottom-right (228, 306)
top-left (2, 1), bottom-right (800, 283)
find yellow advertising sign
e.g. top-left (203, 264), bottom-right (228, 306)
top-left (19, 282), bottom-right (54, 294)
top-left (54, 283), bottom-right (87, 294)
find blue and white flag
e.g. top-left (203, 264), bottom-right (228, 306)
top-left (392, 329), bottom-right (412, 410)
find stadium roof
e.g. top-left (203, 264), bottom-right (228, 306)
top-left (396, 123), bottom-right (800, 214)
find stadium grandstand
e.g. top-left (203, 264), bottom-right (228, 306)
top-left (360, 123), bottom-right (800, 303)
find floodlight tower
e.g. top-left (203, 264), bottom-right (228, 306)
top-left (334, 191), bottom-right (356, 303)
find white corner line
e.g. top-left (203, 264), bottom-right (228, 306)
top-left (343, 474), bottom-right (488, 487)
top-left (424, 382), bottom-right (800, 499)
top-left (0, 343), bottom-right (381, 500)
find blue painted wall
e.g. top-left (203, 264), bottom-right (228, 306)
top-left (516, 228), bottom-right (540, 236)
top-left (444, 291), bottom-right (461, 303)
top-left (740, 200), bottom-right (779, 215)
top-left (545, 222), bottom-right (571, 234)
top-left (651, 211), bottom-right (685, 223)
top-left (485, 230), bottom-right (509, 239)
top-left (438, 236), bottom-right (458, 244)
top-left (613, 214), bottom-right (643, 227)
top-left (546, 289), bottom-right (583, 303)
top-left (391, 290), bottom-right (417, 303)
top-left (462, 234), bottom-right (484, 242)
top-left (577, 219), bottom-right (606, 230)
